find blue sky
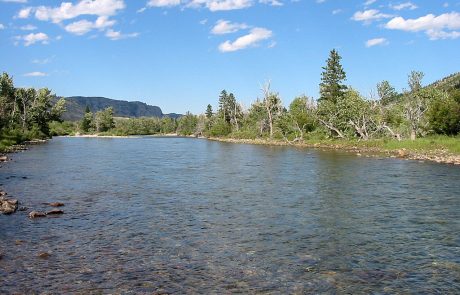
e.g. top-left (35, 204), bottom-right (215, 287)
top-left (1, 0), bottom-right (459, 114)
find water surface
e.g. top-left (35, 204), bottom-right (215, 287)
top-left (1, 137), bottom-right (459, 294)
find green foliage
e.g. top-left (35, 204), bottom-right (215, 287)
top-left (289, 96), bottom-right (317, 138)
top-left (114, 117), bottom-right (161, 135)
top-left (0, 72), bottom-right (65, 150)
top-left (426, 94), bottom-right (460, 135)
top-left (49, 121), bottom-right (76, 136)
top-left (95, 107), bottom-right (114, 132)
top-left (80, 110), bottom-right (94, 133)
top-left (206, 104), bottom-right (213, 119)
top-left (207, 117), bottom-right (232, 137)
top-left (377, 80), bottom-right (399, 105)
top-left (319, 49), bottom-right (347, 103)
top-left (160, 117), bottom-right (177, 134)
top-left (177, 112), bottom-right (198, 136)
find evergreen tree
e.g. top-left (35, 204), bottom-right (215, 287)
top-left (319, 49), bottom-right (347, 103)
top-left (206, 104), bottom-right (213, 118)
top-left (218, 90), bottom-right (229, 122)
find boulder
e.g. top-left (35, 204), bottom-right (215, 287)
top-left (0, 198), bottom-right (18, 215)
top-left (0, 156), bottom-right (7, 162)
top-left (29, 211), bottom-right (46, 218)
top-left (46, 209), bottom-right (64, 215)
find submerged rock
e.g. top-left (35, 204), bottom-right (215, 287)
top-left (46, 209), bottom-right (64, 215)
top-left (38, 252), bottom-right (50, 259)
top-left (29, 211), bottom-right (46, 218)
top-left (0, 191), bottom-right (7, 196)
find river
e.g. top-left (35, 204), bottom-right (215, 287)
top-left (1, 137), bottom-right (459, 294)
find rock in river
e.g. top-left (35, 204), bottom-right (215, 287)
top-left (29, 211), bottom-right (46, 218)
top-left (46, 209), bottom-right (64, 215)
top-left (0, 197), bottom-right (19, 215)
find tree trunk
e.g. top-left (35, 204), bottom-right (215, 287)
top-left (410, 129), bottom-right (416, 140)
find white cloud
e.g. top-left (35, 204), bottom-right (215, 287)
top-left (137, 7), bottom-right (147, 13)
top-left (218, 27), bottom-right (272, 52)
top-left (352, 9), bottom-right (392, 23)
top-left (259, 0), bottom-right (283, 6)
top-left (332, 9), bottom-right (342, 15)
top-left (64, 16), bottom-right (115, 35)
top-left (365, 37), bottom-right (388, 47)
top-left (316, 0), bottom-right (326, 3)
top-left (199, 19), bottom-right (208, 25)
top-left (16, 32), bottom-right (49, 46)
top-left (364, 0), bottom-right (376, 6)
top-left (32, 57), bottom-right (53, 64)
top-left (386, 12), bottom-right (460, 40)
top-left (211, 20), bottom-right (248, 35)
top-left (390, 2), bottom-right (417, 11)
top-left (23, 71), bottom-right (48, 77)
top-left (443, 2), bottom-right (449, 8)
top-left (17, 7), bottom-right (32, 18)
top-left (20, 24), bottom-right (37, 30)
top-left (105, 29), bottom-right (139, 40)
top-left (207, 0), bottom-right (253, 11)
top-left (147, 0), bottom-right (180, 7)
top-left (0, 24), bottom-right (5, 30)
top-left (30, 0), bottom-right (125, 23)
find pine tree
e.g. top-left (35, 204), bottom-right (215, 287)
top-left (319, 49), bottom-right (347, 104)
top-left (218, 90), bottom-right (228, 122)
top-left (205, 104), bottom-right (213, 118)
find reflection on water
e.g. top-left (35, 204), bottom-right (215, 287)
top-left (1, 137), bottom-right (459, 294)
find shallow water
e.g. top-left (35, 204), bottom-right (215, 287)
top-left (1, 137), bottom-right (459, 294)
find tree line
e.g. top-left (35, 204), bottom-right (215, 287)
top-left (190, 49), bottom-right (460, 141)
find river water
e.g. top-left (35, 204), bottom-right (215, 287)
top-left (0, 137), bottom-right (459, 294)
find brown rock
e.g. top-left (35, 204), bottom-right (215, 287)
top-left (38, 252), bottom-right (50, 259)
top-left (0, 156), bottom-right (7, 162)
top-left (29, 211), bottom-right (46, 218)
top-left (46, 209), bottom-right (64, 215)
top-left (397, 149), bottom-right (408, 158)
top-left (1, 197), bottom-right (18, 215)
top-left (0, 191), bottom-right (6, 196)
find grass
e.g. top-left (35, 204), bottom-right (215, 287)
top-left (350, 136), bottom-right (460, 154)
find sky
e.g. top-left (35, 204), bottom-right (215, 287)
top-left (0, 0), bottom-right (459, 114)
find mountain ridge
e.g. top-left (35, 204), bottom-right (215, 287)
top-left (60, 96), bottom-right (181, 121)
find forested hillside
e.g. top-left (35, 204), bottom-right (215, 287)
top-left (60, 96), bottom-right (180, 121)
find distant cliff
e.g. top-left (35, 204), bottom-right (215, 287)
top-left (61, 96), bottom-right (181, 121)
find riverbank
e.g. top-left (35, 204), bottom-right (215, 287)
top-left (208, 137), bottom-right (460, 165)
